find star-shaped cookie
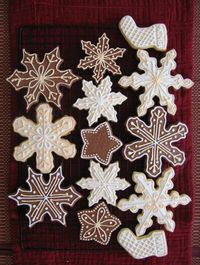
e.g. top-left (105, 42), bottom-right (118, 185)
top-left (77, 202), bottom-right (121, 245)
top-left (77, 33), bottom-right (126, 83)
top-left (81, 122), bottom-right (122, 165)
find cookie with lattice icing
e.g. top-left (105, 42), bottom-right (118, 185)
top-left (7, 47), bottom-right (80, 110)
top-left (119, 15), bottom-right (168, 51)
top-left (9, 166), bottom-right (82, 227)
top-left (77, 202), bottom-right (121, 245)
top-left (117, 228), bottom-right (168, 259)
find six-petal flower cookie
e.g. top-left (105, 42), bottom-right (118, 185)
top-left (81, 122), bottom-right (122, 165)
top-left (119, 49), bottom-right (194, 116)
top-left (77, 202), bottom-right (121, 245)
top-left (77, 33), bottom-right (126, 83)
top-left (77, 161), bottom-right (130, 206)
top-left (7, 47), bottom-right (80, 110)
top-left (124, 106), bottom-right (188, 177)
top-left (73, 76), bottom-right (127, 126)
top-left (13, 103), bottom-right (77, 173)
top-left (9, 166), bottom-right (82, 227)
top-left (118, 167), bottom-right (191, 236)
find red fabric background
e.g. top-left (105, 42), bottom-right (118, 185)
top-left (8, 1), bottom-right (194, 265)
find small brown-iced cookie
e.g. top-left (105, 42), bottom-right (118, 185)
top-left (77, 33), bottom-right (126, 83)
top-left (77, 202), bottom-right (121, 245)
top-left (81, 122), bottom-right (122, 165)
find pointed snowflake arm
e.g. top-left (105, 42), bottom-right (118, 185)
top-left (73, 97), bottom-right (94, 111)
top-left (53, 116), bottom-right (76, 137)
top-left (77, 178), bottom-right (98, 190)
top-left (58, 69), bottom-right (81, 86)
top-left (104, 60), bottom-right (122, 75)
top-left (101, 105), bottom-right (118, 122)
top-left (93, 63), bottom-right (107, 83)
top-left (77, 56), bottom-right (98, 70)
top-left (87, 106), bottom-right (102, 126)
top-left (160, 49), bottom-right (177, 70)
top-left (7, 69), bottom-right (34, 91)
top-left (107, 92), bottom-right (127, 106)
top-left (105, 47), bottom-right (126, 59)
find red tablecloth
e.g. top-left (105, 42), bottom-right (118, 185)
top-left (8, 1), bottom-right (194, 264)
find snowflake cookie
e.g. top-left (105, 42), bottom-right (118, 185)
top-left (81, 122), bottom-right (122, 165)
top-left (118, 49), bottom-right (194, 116)
top-left (117, 228), bottom-right (168, 259)
top-left (119, 15), bottom-right (168, 51)
top-left (77, 33), bottom-right (126, 83)
top-left (118, 167), bottom-right (191, 236)
top-left (77, 202), bottom-right (121, 245)
top-left (73, 76), bottom-right (127, 126)
top-left (7, 47), bottom-right (80, 110)
top-left (9, 166), bottom-right (82, 227)
top-left (124, 106), bottom-right (188, 177)
top-left (77, 161), bottom-right (130, 206)
top-left (13, 103), bottom-right (76, 173)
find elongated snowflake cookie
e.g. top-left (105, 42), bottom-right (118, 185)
top-left (124, 106), bottom-right (188, 177)
top-left (78, 202), bottom-right (121, 245)
top-left (119, 15), bottom-right (168, 51)
top-left (117, 228), bottom-right (168, 259)
top-left (77, 33), bottom-right (126, 83)
top-left (77, 161), bottom-right (130, 206)
top-left (13, 103), bottom-right (76, 173)
top-left (119, 49), bottom-right (194, 116)
top-left (118, 167), bottom-right (191, 236)
top-left (7, 47), bottom-right (80, 110)
top-left (9, 166), bottom-right (82, 227)
top-left (73, 76), bottom-right (127, 126)
top-left (81, 122), bottom-right (122, 165)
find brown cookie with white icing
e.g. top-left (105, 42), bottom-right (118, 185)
top-left (81, 122), bottom-right (122, 165)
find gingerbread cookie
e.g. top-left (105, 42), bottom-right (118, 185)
top-left (77, 202), bottom-right (121, 245)
top-left (118, 167), bottom-right (191, 236)
top-left (13, 103), bottom-right (76, 173)
top-left (117, 228), bottom-right (168, 259)
top-left (7, 47), bottom-right (80, 110)
top-left (77, 33), bottom-right (126, 83)
top-left (124, 106), bottom-right (188, 177)
top-left (119, 15), bottom-right (168, 51)
top-left (77, 161), bottom-right (130, 206)
top-left (73, 76), bottom-right (127, 126)
top-left (118, 49), bottom-right (194, 116)
top-left (9, 166), bottom-right (82, 227)
top-left (81, 122), bottom-right (122, 165)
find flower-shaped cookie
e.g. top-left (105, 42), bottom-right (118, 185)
top-left (78, 202), bottom-right (121, 245)
top-left (13, 103), bottom-right (76, 173)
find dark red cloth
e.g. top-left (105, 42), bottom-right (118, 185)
top-left (8, 1), bottom-right (194, 265)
